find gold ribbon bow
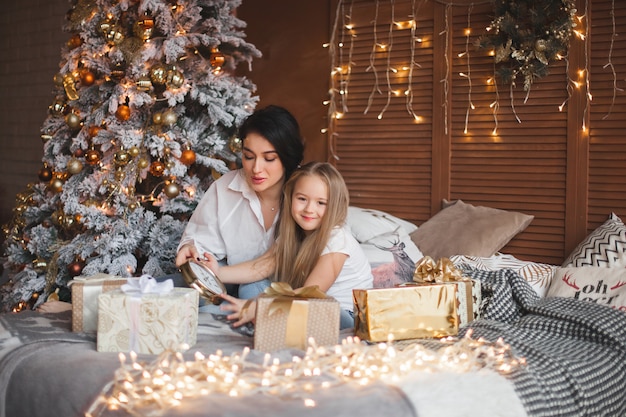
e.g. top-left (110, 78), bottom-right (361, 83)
top-left (263, 282), bottom-right (328, 350)
top-left (412, 256), bottom-right (464, 283)
top-left (264, 282), bottom-right (327, 316)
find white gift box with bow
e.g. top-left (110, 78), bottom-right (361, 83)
top-left (96, 275), bottom-right (199, 354)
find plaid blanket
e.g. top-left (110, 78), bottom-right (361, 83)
top-left (461, 267), bottom-right (626, 417)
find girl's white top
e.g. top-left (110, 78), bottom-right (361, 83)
top-left (323, 225), bottom-right (374, 311)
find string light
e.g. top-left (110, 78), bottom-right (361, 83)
top-left (602, 0), bottom-right (622, 120)
top-left (461, 5), bottom-right (474, 135)
top-left (405, 0), bottom-right (424, 121)
top-left (86, 332), bottom-right (526, 417)
top-left (364, 0), bottom-right (382, 115)
top-left (377, 0), bottom-right (396, 120)
top-left (440, 4), bottom-right (451, 135)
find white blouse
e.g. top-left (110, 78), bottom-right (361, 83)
top-left (178, 169), bottom-right (277, 265)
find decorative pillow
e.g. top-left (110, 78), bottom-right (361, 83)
top-left (562, 213), bottom-right (626, 267)
top-left (451, 253), bottom-right (556, 298)
top-left (346, 206), bottom-right (418, 243)
top-left (409, 200), bottom-right (534, 259)
top-left (547, 266), bottom-right (626, 312)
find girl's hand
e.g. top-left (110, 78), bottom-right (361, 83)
top-left (175, 243), bottom-right (199, 267)
top-left (219, 293), bottom-right (256, 327)
top-left (199, 252), bottom-right (221, 276)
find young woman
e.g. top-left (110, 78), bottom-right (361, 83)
top-left (175, 105), bottom-right (305, 299)
top-left (201, 162), bottom-right (374, 330)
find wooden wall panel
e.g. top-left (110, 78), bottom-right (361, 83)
top-left (330, 0), bottom-right (626, 265)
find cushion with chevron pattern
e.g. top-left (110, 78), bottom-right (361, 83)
top-left (562, 213), bottom-right (626, 268)
top-left (451, 253), bottom-right (556, 297)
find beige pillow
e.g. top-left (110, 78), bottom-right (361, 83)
top-left (410, 200), bottom-right (534, 259)
top-left (547, 267), bottom-right (626, 312)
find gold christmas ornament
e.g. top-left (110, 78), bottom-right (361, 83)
top-left (166, 68), bottom-right (185, 88)
top-left (129, 146), bottom-right (140, 157)
top-left (65, 112), bottom-right (82, 129)
top-left (229, 136), bottom-right (242, 153)
top-left (114, 150), bottom-right (131, 166)
top-left (137, 157), bottom-right (149, 169)
top-left (180, 148), bottom-right (196, 165)
top-left (85, 149), bottom-right (101, 165)
top-left (49, 177), bottom-right (64, 193)
top-left (62, 73), bottom-right (79, 101)
top-left (133, 18), bottom-right (154, 40)
top-left (136, 76), bottom-right (153, 91)
top-left (535, 39), bottom-right (547, 52)
top-left (210, 48), bottom-right (225, 69)
top-left (101, 19), bottom-right (124, 45)
top-left (163, 181), bottom-right (180, 198)
top-left (150, 64), bottom-right (168, 85)
top-left (66, 158), bottom-right (83, 175)
top-left (53, 73), bottom-right (65, 87)
top-left (49, 98), bottom-right (66, 115)
top-left (116, 104), bottom-right (131, 121)
top-left (149, 160), bottom-right (166, 177)
top-left (152, 112), bottom-right (163, 125)
top-left (32, 259), bottom-right (48, 274)
top-left (114, 168), bottom-right (126, 181)
top-left (161, 109), bottom-right (178, 126)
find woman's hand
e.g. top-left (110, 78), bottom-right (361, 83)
top-left (36, 300), bottom-right (72, 313)
top-left (175, 243), bottom-right (199, 267)
top-left (219, 293), bottom-right (256, 327)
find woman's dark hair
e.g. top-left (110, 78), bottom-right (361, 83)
top-left (238, 105), bottom-right (305, 180)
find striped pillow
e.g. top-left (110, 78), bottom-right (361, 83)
top-left (562, 213), bottom-right (626, 268)
top-left (451, 253), bottom-right (556, 298)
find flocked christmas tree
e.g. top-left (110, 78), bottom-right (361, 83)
top-left (0, 0), bottom-right (260, 312)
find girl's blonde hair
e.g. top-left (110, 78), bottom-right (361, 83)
top-left (273, 162), bottom-right (349, 288)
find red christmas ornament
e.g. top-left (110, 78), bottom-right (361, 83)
top-left (68, 259), bottom-right (85, 277)
top-left (38, 164), bottom-right (53, 182)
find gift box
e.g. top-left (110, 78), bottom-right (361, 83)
top-left (96, 276), bottom-right (199, 354)
top-left (254, 282), bottom-right (340, 352)
top-left (353, 284), bottom-right (459, 342)
top-left (412, 256), bottom-right (481, 326)
top-left (71, 273), bottom-right (133, 333)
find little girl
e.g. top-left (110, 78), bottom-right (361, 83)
top-left (202, 161), bottom-right (373, 330)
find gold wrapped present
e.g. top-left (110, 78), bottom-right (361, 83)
top-left (96, 276), bottom-right (199, 354)
top-left (353, 284), bottom-right (458, 342)
top-left (254, 282), bottom-right (340, 352)
top-left (412, 256), bottom-right (481, 326)
top-left (71, 273), bottom-right (134, 333)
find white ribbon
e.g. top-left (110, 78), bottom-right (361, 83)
top-left (120, 275), bottom-right (173, 353)
top-left (121, 274), bottom-right (173, 296)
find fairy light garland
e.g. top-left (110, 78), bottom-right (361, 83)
top-left (441, 4), bottom-right (451, 135)
top-left (405, 0), bottom-right (422, 121)
top-left (86, 331), bottom-right (525, 417)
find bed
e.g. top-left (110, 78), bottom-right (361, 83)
top-left (1, 202), bottom-right (626, 417)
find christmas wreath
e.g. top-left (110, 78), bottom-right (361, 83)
top-left (478, 0), bottom-right (577, 91)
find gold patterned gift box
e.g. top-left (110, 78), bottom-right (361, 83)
top-left (253, 283), bottom-right (341, 352)
top-left (70, 274), bottom-right (134, 333)
top-left (353, 283), bottom-right (459, 342)
top-left (96, 276), bottom-right (199, 354)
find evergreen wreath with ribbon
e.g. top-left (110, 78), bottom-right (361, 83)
top-left (478, 0), bottom-right (577, 92)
